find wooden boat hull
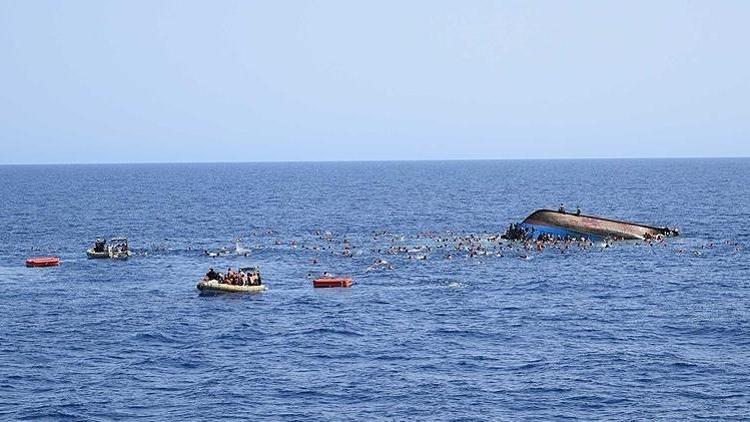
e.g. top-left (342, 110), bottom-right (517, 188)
top-left (520, 209), bottom-right (674, 241)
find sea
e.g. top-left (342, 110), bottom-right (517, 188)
top-left (0, 159), bottom-right (748, 420)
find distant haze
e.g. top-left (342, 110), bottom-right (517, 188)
top-left (1, 1), bottom-right (748, 164)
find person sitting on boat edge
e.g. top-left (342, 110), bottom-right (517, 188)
top-left (575, 206), bottom-right (581, 216)
top-left (205, 267), bottom-right (218, 280)
top-left (558, 203), bottom-right (566, 213)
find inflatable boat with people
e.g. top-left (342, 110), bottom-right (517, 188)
top-left (197, 266), bottom-right (266, 293)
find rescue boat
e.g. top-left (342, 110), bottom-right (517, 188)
top-left (25, 256), bottom-right (61, 267)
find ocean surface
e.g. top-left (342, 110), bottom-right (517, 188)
top-left (0, 159), bottom-right (748, 421)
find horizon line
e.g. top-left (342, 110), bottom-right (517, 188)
top-left (1, 155), bottom-right (748, 166)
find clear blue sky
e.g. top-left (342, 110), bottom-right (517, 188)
top-left (1, 1), bottom-right (748, 164)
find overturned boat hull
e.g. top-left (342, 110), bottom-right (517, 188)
top-left (197, 279), bottom-right (267, 293)
top-left (520, 209), bottom-right (675, 241)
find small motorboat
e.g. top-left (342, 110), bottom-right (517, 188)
top-left (197, 266), bottom-right (266, 293)
top-left (87, 237), bottom-right (132, 260)
top-left (313, 276), bottom-right (354, 288)
top-left (26, 256), bottom-right (61, 267)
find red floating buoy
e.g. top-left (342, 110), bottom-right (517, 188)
top-left (313, 277), bottom-right (353, 288)
top-left (25, 256), bottom-right (61, 268)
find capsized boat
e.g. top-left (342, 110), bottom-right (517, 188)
top-left (87, 237), bottom-right (132, 260)
top-left (511, 209), bottom-right (679, 241)
top-left (197, 266), bottom-right (266, 293)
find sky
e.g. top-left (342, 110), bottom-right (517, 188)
top-left (0, 0), bottom-right (749, 164)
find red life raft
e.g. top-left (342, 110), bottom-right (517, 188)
top-left (313, 277), bottom-right (353, 288)
top-left (25, 257), bottom-right (61, 267)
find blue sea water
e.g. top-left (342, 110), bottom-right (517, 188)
top-left (0, 159), bottom-right (748, 420)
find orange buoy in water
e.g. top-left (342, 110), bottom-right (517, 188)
top-left (25, 256), bottom-right (61, 267)
top-left (313, 277), bottom-right (353, 288)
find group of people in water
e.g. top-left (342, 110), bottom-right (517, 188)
top-left (204, 267), bottom-right (262, 286)
top-left (503, 223), bottom-right (532, 241)
top-left (189, 224), bottom-right (741, 288)
top-left (184, 207), bottom-right (728, 278)
top-left (225, 227), bottom-right (602, 265)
